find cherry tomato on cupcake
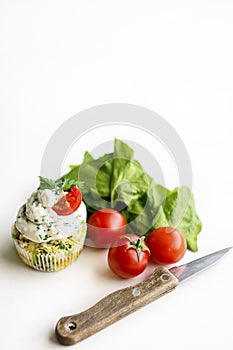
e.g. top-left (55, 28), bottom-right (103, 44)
top-left (88, 209), bottom-right (127, 248)
top-left (146, 227), bottom-right (187, 264)
top-left (108, 234), bottom-right (150, 278)
top-left (52, 186), bottom-right (82, 216)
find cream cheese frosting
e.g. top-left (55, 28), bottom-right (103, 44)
top-left (15, 189), bottom-right (87, 243)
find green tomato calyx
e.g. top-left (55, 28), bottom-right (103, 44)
top-left (121, 235), bottom-right (150, 262)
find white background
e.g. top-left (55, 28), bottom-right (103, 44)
top-left (0, 1), bottom-right (233, 349)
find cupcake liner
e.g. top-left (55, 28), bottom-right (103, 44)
top-left (13, 239), bottom-right (83, 272)
top-left (12, 223), bottom-right (87, 272)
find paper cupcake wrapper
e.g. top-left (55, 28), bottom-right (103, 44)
top-left (14, 240), bottom-right (83, 272)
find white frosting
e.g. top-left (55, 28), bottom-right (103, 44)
top-left (15, 189), bottom-right (86, 243)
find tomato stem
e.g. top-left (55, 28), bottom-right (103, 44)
top-left (121, 235), bottom-right (150, 262)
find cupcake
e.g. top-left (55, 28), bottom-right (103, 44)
top-left (12, 177), bottom-right (87, 272)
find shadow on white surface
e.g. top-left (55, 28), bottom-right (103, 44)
top-left (49, 330), bottom-right (59, 346)
top-left (1, 242), bottom-right (28, 271)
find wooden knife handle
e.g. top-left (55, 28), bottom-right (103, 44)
top-left (55, 267), bottom-right (178, 345)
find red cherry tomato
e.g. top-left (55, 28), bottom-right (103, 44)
top-left (88, 209), bottom-right (127, 248)
top-left (146, 227), bottom-right (187, 264)
top-left (108, 234), bottom-right (150, 278)
top-left (52, 186), bottom-right (82, 216)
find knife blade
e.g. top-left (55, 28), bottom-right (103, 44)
top-left (55, 247), bottom-right (232, 345)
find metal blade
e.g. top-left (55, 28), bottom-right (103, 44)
top-left (169, 247), bottom-right (232, 282)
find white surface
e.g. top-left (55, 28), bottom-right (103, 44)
top-left (0, 1), bottom-right (233, 350)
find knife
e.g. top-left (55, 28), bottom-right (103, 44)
top-left (55, 247), bottom-right (232, 345)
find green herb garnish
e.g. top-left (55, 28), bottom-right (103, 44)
top-left (38, 176), bottom-right (84, 191)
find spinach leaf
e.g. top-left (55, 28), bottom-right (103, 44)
top-left (61, 138), bottom-right (202, 251)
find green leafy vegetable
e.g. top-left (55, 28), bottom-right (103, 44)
top-left (61, 139), bottom-right (202, 251)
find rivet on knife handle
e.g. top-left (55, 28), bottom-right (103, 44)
top-left (55, 267), bottom-right (178, 345)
